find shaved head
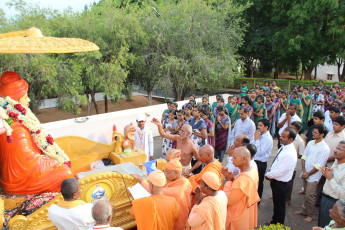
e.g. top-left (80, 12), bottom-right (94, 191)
top-left (232, 147), bottom-right (251, 169)
top-left (237, 147), bottom-right (251, 159)
top-left (199, 144), bottom-right (215, 163)
top-left (199, 144), bottom-right (214, 156)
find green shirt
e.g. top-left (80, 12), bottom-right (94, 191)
top-left (240, 86), bottom-right (248, 97)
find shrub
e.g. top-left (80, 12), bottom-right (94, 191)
top-left (256, 223), bottom-right (291, 230)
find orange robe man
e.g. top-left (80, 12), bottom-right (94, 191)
top-left (130, 170), bottom-right (179, 230)
top-left (134, 159), bottom-right (192, 230)
top-left (188, 145), bottom-right (223, 206)
top-left (222, 147), bottom-right (260, 230)
top-left (0, 72), bottom-right (73, 195)
top-left (188, 172), bottom-right (228, 230)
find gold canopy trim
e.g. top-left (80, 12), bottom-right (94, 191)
top-left (0, 27), bottom-right (99, 54)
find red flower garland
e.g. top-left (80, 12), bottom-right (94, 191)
top-left (7, 111), bottom-right (19, 119)
top-left (63, 161), bottom-right (72, 168)
top-left (46, 134), bottom-right (54, 145)
top-left (7, 136), bottom-right (13, 143)
top-left (14, 104), bottom-right (27, 115)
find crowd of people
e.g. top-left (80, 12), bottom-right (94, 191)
top-left (47, 79), bottom-right (345, 230)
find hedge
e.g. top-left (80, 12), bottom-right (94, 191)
top-left (231, 77), bottom-right (345, 91)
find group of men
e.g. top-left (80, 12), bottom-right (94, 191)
top-left (48, 91), bottom-right (345, 230)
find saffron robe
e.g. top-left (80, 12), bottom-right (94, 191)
top-left (188, 191), bottom-right (227, 230)
top-left (188, 160), bottom-right (223, 193)
top-left (130, 194), bottom-right (179, 230)
top-left (0, 121), bottom-right (73, 194)
top-left (141, 178), bottom-right (192, 230)
top-left (224, 169), bottom-right (260, 230)
top-left (188, 160), bottom-right (223, 206)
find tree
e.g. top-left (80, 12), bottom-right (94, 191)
top-left (133, 0), bottom-right (247, 101)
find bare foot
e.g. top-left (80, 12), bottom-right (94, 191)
top-left (294, 210), bottom-right (303, 215)
top-left (304, 216), bottom-right (313, 223)
top-left (298, 190), bottom-right (305, 195)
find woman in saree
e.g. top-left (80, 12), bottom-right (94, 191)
top-left (241, 95), bottom-right (254, 121)
top-left (301, 86), bottom-right (313, 133)
top-left (280, 90), bottom-right (289, 117)
top-left (226, 95), bottom-right (239, 129)
top-left (201, 109), bottom-right (215, 148)
top-left (265, 93), bottom-right (276, 136)
top-left (250, 90), bottom-right (257, 102)
top-left (214, 105), bottom-right (230, 162)
top-left (271, 90), bottom-right (280, 137)
top-left (290, 90), bottom-right (303, 119)
top-left (253, 95), bottom-right (267, 128)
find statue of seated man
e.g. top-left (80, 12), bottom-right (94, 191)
top-left (0, 71), bottom-right (73, 195)
top-left (122, 124), bottom-right (136, 151)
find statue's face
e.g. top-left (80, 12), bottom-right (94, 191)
top-left (19, 93), bottom-right (30, 108)
top-left (125, 126), bottom-right (136, 140)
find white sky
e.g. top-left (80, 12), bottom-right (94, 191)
top-left (0, 0), bottom-right (101, 18)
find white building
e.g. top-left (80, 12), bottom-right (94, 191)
top-left (316, 63), bottom-right (343, 82)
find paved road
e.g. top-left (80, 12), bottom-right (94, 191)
top-left (152, 136), bottom-right (319, 230)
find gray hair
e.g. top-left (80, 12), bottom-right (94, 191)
top-left (184, 124), bottom-right (193, 137)
top-left (336, 200), bottom-right (345, 219)
top-left (92, 199), bottom-right (113, 224)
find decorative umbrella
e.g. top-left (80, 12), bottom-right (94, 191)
top-left (0, 27), bottom-right (99, 54)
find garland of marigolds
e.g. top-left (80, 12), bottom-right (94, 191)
top-left (0, 96), bottom-right (71, 167)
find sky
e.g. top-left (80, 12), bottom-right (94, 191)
top-left (0, 0), bottom-right (101, 18)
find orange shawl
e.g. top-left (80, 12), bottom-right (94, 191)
top-left (188, 160), bottom-right (223, 193)
top-left (192, 196), bottom-right (224, 230)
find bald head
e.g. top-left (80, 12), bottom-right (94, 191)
top-left (234, 134), bottom-right (250, 148)
top-left (166, 148), bottom-right (181, 162)
top-left (232, 147), bottom-right (251, 169)
top-left (199, 144), bottom-right (215, 163)
top-left (237, 147), bottom-right (251, 159)
top-left (92, 199), bottom-right (113, 224)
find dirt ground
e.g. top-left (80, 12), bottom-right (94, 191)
top-left (36, 95), bottom-right (163, 123)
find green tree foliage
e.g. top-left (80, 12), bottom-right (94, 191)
top-left (132, 0), bottom-right (247, 101)
top-left (240, 0), bottom-right (345, 80)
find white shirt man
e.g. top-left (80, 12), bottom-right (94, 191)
top-left (135, 114), bottom-right (154, 162)
top-left (48, 178), bottom-right (94, 230)
top-left (293, 133), bottom-right (305, 157)
top-left (302, 140), bottom-right (330, 183)
top-left (265, 128), bottom-right (297, 225)
top-left (324, 107), bottom-right (342, 132)
top-left (266, 142), bottom-right (297, 182)
top-left (253, 119), bottom-right (273, 199)
top-left (230, 109), bottom-right (255, 144)
top-left (278, 113), bottom-right (301, 136)
top-left (49, 202), bottom-right (94, 230)
top-left (295, 125), bottom-right (329, 222)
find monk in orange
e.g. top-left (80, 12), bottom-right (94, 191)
top-left (188, 144), bottom-right (223, 205)
top-left (187, 172), bottom-right (228, 230)
top-left (222, 147), bottom-right (260, 230)
top-left (130, 170), bottom-right (179, 230)
top-left (0, 72), bottom-right (73, 194)
top-left (132, 158), bottom-right (192, 230)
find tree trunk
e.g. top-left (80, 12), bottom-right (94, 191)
top-left (104, 95), bottom-right (108, 113)
top-left (303, 66), bottom-right (314, 80)
top-left (314, 67), bottom-right (317, 80)
top-left (180, 87), bottom-right (187, 101)
top-left (91, 91), bottom-right (99, 114)
top-left (147, 90), bottom-right (153, 106)
top-left (341, 64), bottom-right (345, 82)
top-left (274, 59), bottom-right (279, 79)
